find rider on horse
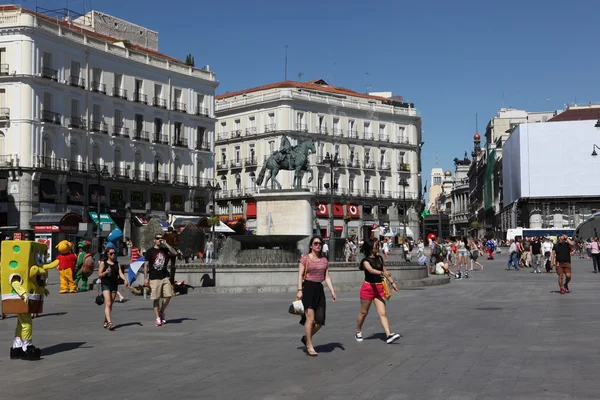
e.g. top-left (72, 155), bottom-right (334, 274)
top-left (276, 136), bottom-right (296, 165)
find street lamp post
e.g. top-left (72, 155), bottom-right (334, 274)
top-left (399, 177), bottom-right (409, 258)
top-left (323, 152), bottom-right (340, 262)
top-left (207, 181), bottom-right (221, 241)
top-left (90, 163), bottom-right (110, 254)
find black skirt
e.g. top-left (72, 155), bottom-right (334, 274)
top-left (299, 280), bottom-right (326, 326)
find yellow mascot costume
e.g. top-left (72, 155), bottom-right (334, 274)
top-left (1, 240), bottom-right (58, 360)
top-left (56, 240), bottom-right (77, 293)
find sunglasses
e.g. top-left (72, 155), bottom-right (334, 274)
top-left (155, 237), bottom-right (163, 240)
top-left (312, 242), bottom-right (322, 246)
top-left (108, 252), bottom-right (115, 256)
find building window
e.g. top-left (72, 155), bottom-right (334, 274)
top-left (221, 176), bottom-right (227, 191)
top-left (249, 144), bottom-right (255, 161)
top-left (380, 178), bottom-right (385, 193)
top-left (364, 149), bottom-right (370, 164)
top-left (174, 122), bottom-right (183, 142)
top-left (220, 148), bottom-right (226, 165)
top-left (70, 141), bottom-right (78, 164)
top-left (349, 176), bottom-right (354, 193)
top-left (348, 120), bottom-right (355, 134)
top-left (220, 122), bottom-right (227, 133)
top-left (398, 126), bottom-right (406, 142)
top-left (154, 118), bottom-right (163, 136)
top-left (364, 177), bottom-right (370, 193)
top-left (235, 146), bottom-right (241, 163)
top-left (235, 174), bottom-right (241, 191)
top-left (318, 175), bottom-right (323, 191)
top-left (349, 146), bottom-right (355, 163)
top-left (380, 149), bottom-right (386, 164)
top-left (433, 176), bottom-right (441, 185)
top-left (250, 172), bottom-right (256, 189)
top-left (269, 140), bottom-right (275, 154)
top-left (92, 144), bottom-right (100, 167)
top-left (398, 151), bottom-right (405, 164)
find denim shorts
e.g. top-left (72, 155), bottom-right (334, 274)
top-left (101, 283), bottom-right (118, 292)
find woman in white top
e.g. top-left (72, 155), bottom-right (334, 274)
top-left (382, 239), bottom-right (390, 262)
top-left (590, 237), bottom-right (600, 273)
top-left (456, 237), bottom-right (469, 273)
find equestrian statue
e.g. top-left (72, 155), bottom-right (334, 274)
top-left (256, 137), bottom-right (315, 189)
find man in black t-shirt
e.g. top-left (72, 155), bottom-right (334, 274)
top-left (531, 237), bottom-right (543, 274)
top-left (552, 234), bottom-right (575, 294)
top-left (144, 234), bottom-right (178, 326)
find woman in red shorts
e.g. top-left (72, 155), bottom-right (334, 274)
top-left (355, 238), bottom-right (400, 344)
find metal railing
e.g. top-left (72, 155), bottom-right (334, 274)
top-left (91, 81), bottom-right (106, 94)
top-left (42, 66), bottom-right (57, 81)
top-left (379, 134), bottom-right (389, 142)
top-left (172, 137), bottom-right (188, 147)
top-left (112, 87), bottom-right (128, 99)
top-left (317, 126), bottom-right (328, 135)
top-left (296, 123), bottom-right (308, 132)
top-left (41, 110), bottom-right (61, 124)
top-left (0, 107), bottom-right (9, 120)
top-left (378, 161), bottom-right (391, 171)
top-left (397, 136), bottom-right (411, 144)
top-left (230, 159), bottom-right (243, 168)
top-left (90, 120), bottom-right (108, 133)
top-left (69, 75), bottom-right (85, 88)
top-left (244, 157), bottom-right (258, 167)
top-left (217, 160), bottom-right (229, 170)
top-left (153, 134), bottom-right (169, 145)
top-left (154, 172), bottom-right (169, 183)
top-left (68, 116), bottom-right (87, 129)
top-left (132, 130), bottom-right (149, 141)
top-left (216, 132), bottom-right (228, 141)
top-left (37, 155), bottom-right (65, 170)
top-left (348, 130), bottom-right (359, 139)
top-left (195, 142), bottom-right (210, 151)
top-left (112, 125), bottom-right (129, 137)
top-left (195, 106), bottom-right (209, 116)
top-left (133, 169), bottom-right (150, 181)
top-left (363, 132), bottom-right (374, 140)
top-left (174, 174), bottom-right (188, 185)
top-left (245, 127), bottom-right (257, 136)
top-left (133, 92), bottom-right (148, 104)
top-left (112, 167), bottom-right (129, 179)
top-left (332, 128), bottom-right (344, 137)
top-left (363, 160), bottom-right (376, 169)
top-left (0, 64), bottom-right (8, 76)
top-left (0, 155), bottom-right (18, 168)
top-left (194, 177), bottom-right (212, 187)
top-left (346, 159), bottom-right (360, 168)
top-left (68, 160), bottom-right (86, 173)
top-left (398, 163), bottom-right (411, 172)
top-left (265, 123), bottom-right (276, 132)
top-left (230, 129), bottom-right (242, 139)
top-left (153, 97), bottom-right (167, 108)
top-left (172, 101), bottom-right (186, 112)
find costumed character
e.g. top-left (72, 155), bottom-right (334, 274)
top-left (56, 240), bottom-right (77, 293)
top-left (1, 240), bottom-right (59, 360)
top-left (74, 240), bottom-right (93, 292)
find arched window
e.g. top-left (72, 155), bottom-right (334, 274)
top-left (220, 175), bottom-right (227, 191)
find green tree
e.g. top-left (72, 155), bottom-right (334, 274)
top-left (184, 53), bottom-right (195, 67)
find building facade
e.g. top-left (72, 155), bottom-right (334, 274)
top-left (215, 79), bottom-right (422, 239)
top-left (0, 6), bottom-right (218, 240)
top-left (449, 153), bottom-right (471, 236)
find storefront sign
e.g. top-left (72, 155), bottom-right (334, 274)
top-left (151, 192), bottom-right (164, 210)
top-left (110, 188), bottom-right (124, 207)
top-left (170, 193), bottom-right (184, 212)
top-left (33, 225), bottom-right (60, 232)
top-left (130, 190), bottom-right (145, 209)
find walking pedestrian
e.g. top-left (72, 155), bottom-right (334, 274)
top-left (521, 238), bottom-right (531, 268)
top-left (485, 237), bottom-right (495, 260)
top-left (542, 237), bottom-right (554, 272)
top-left (382, 238), bottom-right (389, 262)
top-left (456, 237), bottom-right (469, 274)
top-left (506, 239), bottom-right (519, 270)
top-left (297, 236), bottom-right (337, 357)
top-left (144, 234), bottom-right (178, 326)
top-left (355, 238), bottom-right (400, 344)
top-left (98, 247), bottom-right (128, 330)
top-left (589, 237), bottom-right (600, 273)
top-left (204, 238), bottom-right (214, 264)
top-left (468, 239), bottom-right (484, 271)
top-left (531, 236), bottom-right (544, 274)
top-left (552, 234), bottom-right (575, 294)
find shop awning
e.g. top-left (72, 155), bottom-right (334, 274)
top-left (67, 181), bottom-right (84, 199)
top-left (246, 202), bottom-right (257, 218)
top-left (88, 212), bottom-right (121, 232)
top-left (173, 216), bottom-right (201, 228)
top-left (334, 226), bottom-right (344, 232)
top-left (40, 179), bottom-right (57, 200)
top-left (30, 212), bottom-right (82, 233)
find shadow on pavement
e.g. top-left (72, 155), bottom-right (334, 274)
top-left (313, 342), bottom-right (345, 353)
top-left (364, 332), bottom-right (404, 342)
top-left (165, 317), bottom-right (197, 324)
top-left (43, 342), bottom-right (88, 356)
top-left (33, 312), bottom-right (68, 318)
top-left (114, 322), bottom-right (143, 329)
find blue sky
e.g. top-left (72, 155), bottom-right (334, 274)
top-left (38, 0), bottom-right (600, 185)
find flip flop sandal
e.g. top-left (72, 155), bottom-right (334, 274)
top-left (107, 322), bottom-right (116, 331)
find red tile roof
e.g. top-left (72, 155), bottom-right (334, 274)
top-left (216, 80), bottom-right (391, 102)
top-left (548, 107), bottom-right (600, 122)
top-left (1, 5), bottom-right (184, 64)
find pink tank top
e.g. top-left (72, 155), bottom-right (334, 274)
top-left (299, 254), bottom-right (328, 283)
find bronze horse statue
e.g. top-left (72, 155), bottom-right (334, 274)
top-left (256, 139), bottom-right (315, 189)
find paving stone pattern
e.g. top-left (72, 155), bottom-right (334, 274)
top-left (1, 251), bottom-right (600, 399)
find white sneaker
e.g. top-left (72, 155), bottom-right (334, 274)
top-left (386, 333), bottom-right (400, 344)
top-left (355, 332), bottom-right (363, 342)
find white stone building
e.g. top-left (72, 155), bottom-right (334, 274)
top-left (0, 5), bottom-right (217, 243)
top-left (215, 79), bottom-right (422, 239)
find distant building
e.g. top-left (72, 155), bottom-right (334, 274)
top-left (449, 153), bottom-right (471, 236)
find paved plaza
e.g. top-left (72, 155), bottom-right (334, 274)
top-left (1, 252), bottom-right (600, 399)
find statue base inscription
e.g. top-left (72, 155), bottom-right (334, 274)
top-left (254, 190), bottom-right (316, 236)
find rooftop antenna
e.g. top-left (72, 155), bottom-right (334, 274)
top-left (284, 45), bottom-right (288, 81)
top-left (298, 72), bottom-right (304, 82)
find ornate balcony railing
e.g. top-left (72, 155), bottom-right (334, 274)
top-left (174, 174), bottom-right (188, 185)
top-left (172, 137), bottom-right (188, 148)
top-left (195, 142), bottom-right (210, 151)
top-left (195, 106), bottom-right (209, 116)
top-left (217, 160), bottom-right (229, 170)
top-left (172, 101), bottom-right (186, 112)
top-left (41, 66), bottom-right (57, 81)
top-left (379, 134), bottom-right (389, 142)
top-left (90, 120), bottom-right (108, 133)
top-left (348, 130), bottom-right (359, 139)
top-left (153, 97), bottom-right (167, 108)
top-left (69, 75), bottom-right (85, 88)
top-left (132, 130), bottom-right (149, 141)
top-left (346, 159), bottom-right (360, 169)
top-left (217, 132), bottom-right (228, 141)
top-left (244, 157), bottom-right (258, 167)
top-left (245, 127), bottom-right (257, 136)
top-left (68, 160), bottom-right (86, 173)
top-left (133, 169), bottom-right (150, 181)
top-left (332, 128), bottom-right (344, 137)
top-left (397, 136), bottom-right (411, 144)
top-left (265, 123), bottom-right (276, 132)
top-left (363, 160), bottom-right (376, 170)
top-left (0, 64), bottom-right (8, 76)
top-left (363, 132), bottom-right (374, 140)
top-left (0, 107), bottom-right (9, 120)
top-left (112, 125), bottom-right (129, 137)
top-left (296, 123), bottom-right (308, 132)
top-left (91, 81), bottom-right (106, 94)
top-left (398, 163), bottom-right (411, 172)
top-left (41, 110), bottom-right (61, 125)
top-left (112, 167), bottom-right (129, 179)
top-left (133, 92), bottom-right (148, 104)
top-left (317, 126), bottom-right (328, 135)
top-left (154, 172), bottom-right (169, 183)
top-left (378, 161), bottom-right (391, 171)
top-left (230, 159), bottom-right (243, 169)
top-left (112, 87), bottom-right (127, 99)
top-left (153, 134), bottom-right (169, 145)
top-left (68, 116), bottom-right (87, 129)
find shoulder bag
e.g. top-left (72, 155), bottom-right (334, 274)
top-left (378, 256), bottom-right (393, 301)
top-left (288, 257), bottom-right (309, 315)
top-left (95, 279), bottom-right (104, 306)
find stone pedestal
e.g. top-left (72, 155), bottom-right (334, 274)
top-left (254, 190), bottom-right (315, 236)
